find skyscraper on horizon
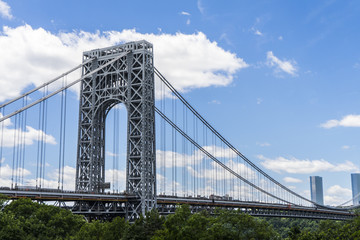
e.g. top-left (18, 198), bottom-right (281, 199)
top-left (351, 173), bottom-right (360, 206)
top-left (310, 176), bottom-right (324, 205)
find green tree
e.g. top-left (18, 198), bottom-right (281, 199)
top-left (0, 212), bottom-right (26, 240)
top-left (208, 209), bottom-right (278, 240)
top-left (103, 217), bottom-right (129, 240)
top-left (153, 205), bottom-right (278, 240)
top-left (152, 204), bottom-right (192, 240)
top-left (75, 220), bottom-right (105, 240)
top-left (128, 209), bottom-right (164, 240)
top-left (1, 198), bottom-right (85, 240)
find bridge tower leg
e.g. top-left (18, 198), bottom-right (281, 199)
top-left (75, 41), bottom-right (156, 220)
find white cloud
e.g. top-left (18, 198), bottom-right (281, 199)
top-left (258, 155), bottom-right (359, 174)
top-left (278, 36), bottom-right (283, 41)
top-left (197, 0), bottom-right (205, 14)
top-left (0, 164), bottom-right (31, 179)
top-left (157, 145), bottom-right (238, 168)
top-left (283, 177), bottom-right (302, 183)
top-left (106, 151), bottom-right (118, 157)
top-left (209, 100), bottom-right (220, 104)
top-left (0, 165), bottom-right (74, 190)
top-left (0, 113), bottom-right (56, 147)
top-left (256, 98), bottom-right (263, 104)
top-left (0, 25), bottom-right (247, 102)
top-left (256, 142), bottom-right (270, 147)
top-left (324, 185), bottom-right (352, 206)
top-left (266, 51), bottom-right (297, 76)
top-left (219, 33), bottom-right (232, 46)
top-left (24, 166), bottom-right (75, 190)
top-left (22, 166), bottom-right (125, 192)
top-left (320, 114), bottom-right (360, 128)
top-left (342, 145), bottom-right (350, 150)
top-left (188, 160), bottom-right (256, 181)
top-left (0, 0), bottom-right (12, 20)
top-left (157, 173), bottom-right (183, 196)
top-left (254, 29), bottom-right (263, 36)
top-left (157, 149), bottom-right (194, 168)
top-left (105, 168), bottom-right (126, 192)
top-left (302, 189), bottom-right (311, 199)
top-left (186, 19), bottom-right (191, 25)
top-left (180, 11), bottom-right (190, 16)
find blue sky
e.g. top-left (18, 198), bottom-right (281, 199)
top-left (0, 0), bottom-right (360, 205)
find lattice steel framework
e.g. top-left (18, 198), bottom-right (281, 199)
top-left (75, 40), bottom-right (156, 219)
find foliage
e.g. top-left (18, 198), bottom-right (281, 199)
top-left (153, 205), bottom-right (279, 240)
top-left (2, 199), bottom-right (360, 240)
top-left (0, 198), bottom-right (85, 239)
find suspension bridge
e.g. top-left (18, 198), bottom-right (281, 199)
top-left (0, 40), bottom-right (356, 221)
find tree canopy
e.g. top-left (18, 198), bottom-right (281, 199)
top-left (1, 198), bottom-right (360, 240)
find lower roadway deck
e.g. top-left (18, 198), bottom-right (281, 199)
top-left (0, 189), bottom-right (354, 220)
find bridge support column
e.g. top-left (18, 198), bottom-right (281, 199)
top-left (75, 41), bottom-right (156, 220)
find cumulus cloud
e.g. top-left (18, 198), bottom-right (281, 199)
top-left (0, 113), bottom-right (56, 147)
top-left (20, 166), bottom-right (126, 192)
top-left (320, 114), bottom-right (360, 128)
top-left (283, 177), bottom-right (302, 183)
top-left (0, 164), bottom-right (31, 179)
top-left (105, 168), bottom-right (126, 192)
top-left (0, 0), bottom-right (12, 20)
top-left (324, 185), bottom-right (352, 206)
top-left (187, 160), bottom-right (256, 181)
top-left (157, 145), bottom-right (238, 168)
top-left (0, 164), bottom-right (31, 187)
top-left (22, 166), bottom-right (75, 190)
top-left (0, 165), bottom-right (76, 189)
top-left (258, 155), bottom-right (359, 174)
top-left (0, 25), bottom-right (247, 102)
top-left (266, 51), bottom-right (297, 76)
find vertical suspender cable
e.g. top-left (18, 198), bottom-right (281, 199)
top-left (112, 106), bottom-right (115, 192)
top-left (182, 104), bottom-right (186, 196)
top-left (60, 87), bottom-right (67, 191)
top-left (40, 88), bottom-right (47, 188)
top-left (174, 99), bottom-right (177, 195)
top-left (0, 107), bottom-right (4, 180)
top-left (15, 100), bottom-right (24, 186)
top-left (58, 82), bottom-right (65, 190)
top-left (21, 97), bottom-right (28, 185)
top-left (170, 94), bottom-right (175, 196)
top-left (11, 115), bottom-right (18, 189)
top-left (162, 80), bottom-right (165, 194)
top-left (36, 102), bottom-right (42, 188)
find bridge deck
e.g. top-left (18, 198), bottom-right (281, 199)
top-left (0, 189), bottom-right (354, 220)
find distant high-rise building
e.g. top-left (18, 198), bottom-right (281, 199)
top-left (310, 176), bottom-right (324, 205)
top-left (351, 173), bottom-right (360, 205)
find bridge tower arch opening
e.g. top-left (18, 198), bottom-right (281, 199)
top-left (75, 41), bottom-right (156, 219)
top-left (104, 102), bottom-right (127, 194)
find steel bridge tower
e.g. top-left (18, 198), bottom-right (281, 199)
top-left (75, 41), bottom-right (156, 219)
